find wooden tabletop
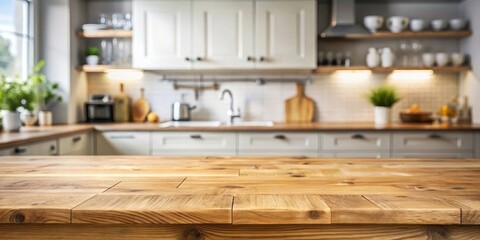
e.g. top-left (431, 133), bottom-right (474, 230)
top-left (0, 156), bottom-right (479, 225)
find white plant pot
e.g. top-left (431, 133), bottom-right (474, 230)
top-left (1, 110), bottom-right (22, 132)
top-left (38, 111), bottom-right (53, 126)
top-left (374, 107), bottom-right (391, 126)
top-left (20, 110), bottom-right (38, 126)
top-left (86, 55), bottom-right (99, 66)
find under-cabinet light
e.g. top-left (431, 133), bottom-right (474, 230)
top-left (334, 70), bottom-right (372, 80)
top-left (390, 70), bottom-right (433, 81)
top-left (105, 69), bottom-right (144, 81)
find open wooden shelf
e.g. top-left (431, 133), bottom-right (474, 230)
top-left (320, 30), bottom-right (472, 40)
top-left (77, 65), bottom-right (133, 73)
top-left (77, 30), bottom-right (133, 38)
top-left (315, 66), bottom-right (472, 74)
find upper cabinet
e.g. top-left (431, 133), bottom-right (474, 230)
top-left (133, 0), bottom-right (192, 70)
top-left (133, 0), bottom-right (316, 70)
top-left (255, 0), bottom-right (316, 69)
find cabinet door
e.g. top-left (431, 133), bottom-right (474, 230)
top-left (0, 140), bottom-right (58, 156)
top-left (152, 132), bottom-right (236, 156)
top-left (133, 0), bottom-right (192, 69)
top-left (322, 132), bottom-right (390, 151)
top-left (392, 132), bottom-right (474, 152)
top-left (59, 133), bottom-right (93, 155)
top-left (476, 133), bottom-right (480, 158)
top-left (193, 1), bottom-right (254, 69)
top-left (392, 152), bottom-right (473, 159)
top-left (238, 132), bottom-right (318, 155)
top-left (319, 152), bottom-right (390, 159)
top-left (96, 132), bottom-right (150, 155)
top-left (255, 0), bottom-right (316, 69)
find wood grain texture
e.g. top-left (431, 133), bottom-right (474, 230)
top-left (2, 224), bottom-right (480, 240)
top-left (72, 195), bottom-right (233, 224)
top-left (233, 195), bottom-right (331, 224)
top-left (285, 83), bottom-right (315, 123)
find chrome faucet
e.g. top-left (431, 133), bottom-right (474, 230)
top-left (219, 89), bottom-right (241, 124)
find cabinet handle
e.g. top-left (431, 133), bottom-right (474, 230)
top-left (274, 135), bottom-right (287, 140)
top-left (109, 136), bottom-right (135, 139)
top-left (259, 56), bottom-right (266, 62)
top-left (185, 57), bottom-right (192, 62)
top-left (190, 135), bottom-right (202, 139)
top-left (50, 145), bottom-right (56, 152)
top-left (428, 134), bottom-right (442, 139)
top-left (13, 147), bottom-right (27, 154)
top-left (72, 136), bottom-right (82, 143)
top-left (196, 57), bottom-right (203, 61)
top-left (351, 134), bottom-right (365, 139)
top-left (247, 56), bottom-right (254, 62)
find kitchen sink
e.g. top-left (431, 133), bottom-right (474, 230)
top-left (159, 121), bottom-right (222, 127)
top-left (159, 121), bottom-right (274, 127)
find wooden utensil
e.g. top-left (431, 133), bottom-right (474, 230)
top-left (132, 88), bottom-right (150, 122)
top-left (114, 83), bottom-right (130, 122)
top-left (285, 83), bottom-right (315, 123)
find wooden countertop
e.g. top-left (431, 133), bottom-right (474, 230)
top-left (1, 122), bottom-right (479, 149)
top-left (1, 156), bottom-right (479, 225)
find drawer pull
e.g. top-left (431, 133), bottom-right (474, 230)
top-left (190, 135), bottom-right (202, 139)
top-left (50, 145), bottom-right (56, 152)
top-left (109, 136), bottom-right (135, 139)
top-left (72, 136), bottom-right (82, 143)
top-left (351, 134), bottom-right (365, 139)
top-left (13, 147), bottom-right (27, 154)
top-left (274, 135), bottom-right (287, 140)
top-left (428, 134), bottom-right (442, 139)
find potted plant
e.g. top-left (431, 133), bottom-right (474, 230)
top-left (86, 47), bottom-right (100, 66)
top-left (0, 76), bottom-right (35, 131)
top-left (366, 86), bottom-right (400, 126)
top-left (29, 61), bottom-right (62, 126)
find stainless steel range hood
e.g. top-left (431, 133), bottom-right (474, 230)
top-left (320, 0), bottom-right (369, 37)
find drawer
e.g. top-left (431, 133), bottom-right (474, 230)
top-left (152, 150), bottom-right (235, 156)
top-left (152, 132), bottom-right (236, 151)
top-left (321, 132), bottom-right (390, 151)
top-left (0, 140), bottom-right (58, 156)
top-left (237, 151), bottom-right (318, 157)
top-left (476, 134), bottom-right (480, 158)
top-left (59, 133), bottom-right (91, 155)
top-left (393, 132), bottom-right (474, 151)
top-left (320, 152), bottom-right (389, 159)
top-left (96, 132), bottom-right (150, 155)
top-left (239, 132), bottom-right (318, 151)
top-left (392, 152), bottom-right (474, 159)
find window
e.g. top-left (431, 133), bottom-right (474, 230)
top-left (0, 0), bottom-right (33, 79)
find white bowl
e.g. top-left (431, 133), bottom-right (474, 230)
top-left (435, 53), bottom-right (450, 67)
top-left (451, 53), bottom-right (465, 66)
top-left (422, 53), bottom-right (435, 67)
top-left (431, 19), bottom-right (448, 31)
top-left (410, 19), bottom-right (425, 32)
top-left (364, 15), bottom-right (384, 32)
top-left (449, 19), bottom-right (467, 31)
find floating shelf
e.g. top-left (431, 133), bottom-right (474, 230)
top-left (77, 30), bottom-right (133, 38)
top-left (78, 65), bottom-right (134, 73)
top-left (315, 66), bottom-right (472, 74)
top-left (320, 30), bottom-right (472, 40)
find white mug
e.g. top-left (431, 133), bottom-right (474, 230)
top-left (449, 19), bottom-right (467, 31)
top-left (410, 19), bottom-right (425, 32)
top-left (387, 16), bottom-right (409, 33)
top-left (435, 53), bottom-right (450, 67)
top-left (451, 53), bottom-right (465, 66)
top-left (422, 53), bottom-right (435, 67)
top-left (364, 15), bottom-right (384, 32)
top-left (431, 19), bottom-right (448, 31)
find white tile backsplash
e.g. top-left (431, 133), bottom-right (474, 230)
top-left (87, 72), bottom-right (459, 123)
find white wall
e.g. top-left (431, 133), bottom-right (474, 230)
top-left (460, 0), bottom-right (480, 124)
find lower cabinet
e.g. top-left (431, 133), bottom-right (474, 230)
top-left (320, 152), bottom-right (390, 158)
top-left (320, 132), bottom-right (390, 158)
top-left (0, 140), bottom-right (58, 156)
top-left (477, 133), bottom-right (480, 158)
top-left (59, 132), bottom-right (93, 155)
top-left (392, 152), bottom-right (474, 159)
top-left (238, 132), bottom-right (318, 156)
top-left (96, 132), bottom-right (150, 155)
top-left (152, 132), bottom-right (236, 156)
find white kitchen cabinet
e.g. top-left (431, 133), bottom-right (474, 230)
top-left (392, 132), bottom-right (474, 152)
top-left (255, 0), bottom-right (316, 69)
top-left (321, 132), bottom-right (390, 151)
top-left (320, 152), bottom-right (390, 159)
top-left (0, 140), bottom-right (58, 156)
top-left (96, 132), bottom-right (150, 155)
top-left (133, 0), bottom-right (192, 69)
top-left (238, 132), bottom-right (318, 156)
top-left (193, 1), bottom-right (254, 69)
top-left (59, 132), bottom-right (93, 155)
top-left (152, 132), bottom-right (236, 156)
top-left (392, 152), bottom-right (474, 159)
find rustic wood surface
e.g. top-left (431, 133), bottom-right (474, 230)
top-left (1, 123), bottom-right (479, 149)
top-left (0, 156), bottom-right (479, 226)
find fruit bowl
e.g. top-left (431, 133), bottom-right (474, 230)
top-left (399, 112), bottom-right (433, 123)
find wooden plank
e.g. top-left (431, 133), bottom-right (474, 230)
top-left (0, 193), bottom-right (96, 223)
top-left (363, 195), bottom-right (461, 224)
top-left (2, 224), bottom-right (480, 240)
top-left (321, 195), bottom-right (382, 224)
top-left (77, 30), bottom-right (132, 38)
top-left (440, 196), bottom-right (480, 224)
top-left (233, 195), bottom-right (331, 224)
top-left (0, 178), bottom-right (119, 193)
top-left (315, 66), bottom-right (472, 74)
top-left (320, 30), bottom-right (472, 39)
top-left (72, 195), bottom-right (233, 224)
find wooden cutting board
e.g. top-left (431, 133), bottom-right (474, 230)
top-left (114, 83), bottom-right (130, 122)
top-left (132, 88), bottom-right (150, 122)
top-left (285, 83), bottom-right (315, 123)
